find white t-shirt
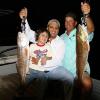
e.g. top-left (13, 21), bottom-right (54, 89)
top-left (29, 43), bottom-right (52, 71)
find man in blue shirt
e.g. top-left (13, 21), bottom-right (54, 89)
top-left (60, 2), bottom-right (94, 100)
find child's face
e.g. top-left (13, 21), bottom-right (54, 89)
top-left (38, 32), bottom-right (49, 44)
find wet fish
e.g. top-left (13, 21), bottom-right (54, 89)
top-left (16, 32), bottom-right (29, 86)
top-left (76, 24), bottom-right (90, 80)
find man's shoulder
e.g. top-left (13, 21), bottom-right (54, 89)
top-left (60, 33), bottom-right (65, 37)
top-left (45, 42), bottom-right (51, 47)
top-left (60, 33), bottom-right (66, 39)
top-left (57, 35), bottom-right (63, 41)
top-left (56, 35), bottom-right (65, 45)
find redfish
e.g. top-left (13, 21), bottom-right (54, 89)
top-left (76, 24), bottom-right (90, 80)
top-left (16, 32), bottom-right (29, 86)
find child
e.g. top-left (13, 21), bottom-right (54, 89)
top-left (29, 28), bottom-right (52, 71)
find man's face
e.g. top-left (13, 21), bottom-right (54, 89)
top-left (65, 16), bottom-right (77, 34)
top-left (47, 22), bottom-right (59, 39)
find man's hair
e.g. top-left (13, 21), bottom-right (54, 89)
top-left (47, 19), bottom-right (60, 28)
top-left (35, 28), bottom-right (50, 42)
top-left (65, 11), bottom-right (78, 21)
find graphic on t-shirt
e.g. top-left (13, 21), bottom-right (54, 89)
top-left (34, 49), bottom-right (48, 59)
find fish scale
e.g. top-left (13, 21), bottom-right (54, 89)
top-left (76, 18), bottom-right (90, 80)
top-left (16, 17), bottom-right (29, 86)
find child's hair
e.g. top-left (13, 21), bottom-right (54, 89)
top-left (35, 28), bottom-right (50, 42)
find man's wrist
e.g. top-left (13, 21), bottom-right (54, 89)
top-left (84, 13), bottom-right (90, 18)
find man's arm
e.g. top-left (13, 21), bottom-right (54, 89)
top-left (85, 16), bottom-right (94, 33)
top-left (19, 7), bottom-right (36, 43)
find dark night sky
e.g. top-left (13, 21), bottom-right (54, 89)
top-left (0, 0), bottom-right (96, 45)
top-left (0, 0), bottom-right (99, 79)
top-left (0, 0), bottom-right (81, 46)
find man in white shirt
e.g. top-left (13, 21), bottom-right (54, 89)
top-left (18, 8), bottom-right (74, 100)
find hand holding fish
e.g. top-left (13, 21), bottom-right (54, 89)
top-left (19, 7), bottom-right (28, 19)
top-left (81, 2), bottom-right (90, 15)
